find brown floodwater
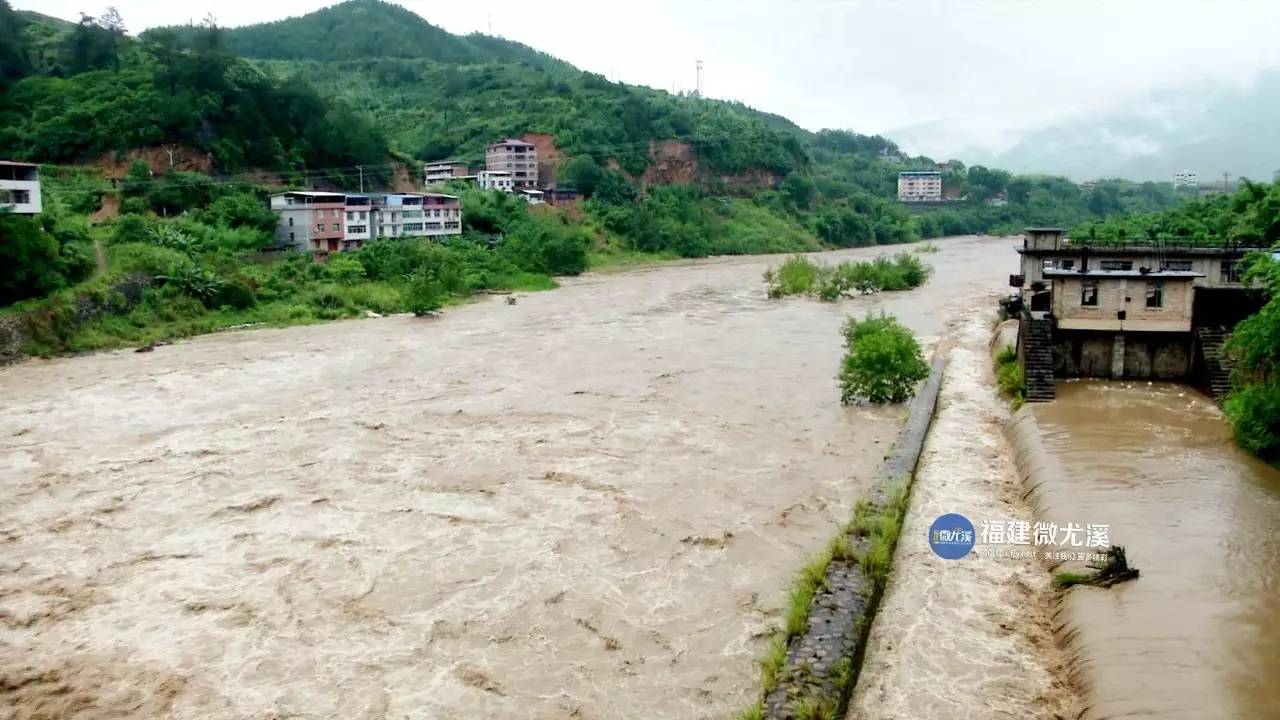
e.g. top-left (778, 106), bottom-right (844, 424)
top-left (1012, 381), bottom-right (1280, 720)
top-left (0, 236), bottom-right (1011, 719)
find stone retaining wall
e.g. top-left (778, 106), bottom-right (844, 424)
top-left (762, 356), bottom-right (945, 719)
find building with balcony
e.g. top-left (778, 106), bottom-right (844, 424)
top-left (270, 191), bottom-right (347, 253)
top-left (897, 171), bottom-right (942, 202)
top-left (372, 193), bottom-right (462, 239)
top-left (1010, 228), bottom-right (1266, 401)
top-left (1173, 170), bottom-right (1199, 189)
top-left (0, 161), bottom-right (42, 214)
top-left (485, 139), bottom-right (538, 189)
top-left (478, 170), bottom-right (514, 192)
top-left (343, 195), bottom-right (372, 251)
top-left (425, 160), bottom-right (470, 184)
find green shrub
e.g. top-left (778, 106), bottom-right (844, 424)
top-left (764, 256), bottom-right (821, 298)
top-left (210, 281), bottom-right (257, 310)
top-left (1223, 380), bottom-right (1280, 460)
top-left (324, 254), bottom-right (367, 284)
top-left (839, 313), bottom-right (930, 404)
top-left (405, 270), bottom-right (447, 316)
top-left (108, 243), bottom-right (192, 276)
top-left (765, 253), bottom-right (931, 300)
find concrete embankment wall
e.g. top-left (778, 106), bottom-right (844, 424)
top-left (1003, 408), bottom-right (1094, 709)
top-left (762, 356), bottom-right (945, 719)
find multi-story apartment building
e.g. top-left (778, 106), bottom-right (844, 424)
top-left (0, 161), bottom-right (42, 214)
top-left (271, 191), bottom-right (463, 253)
top-left (372, 193), bottom-right (462, 239)
top-left (270, 191), bottom-right (347, 253)
top-left (343, 195), bottom-right (372, 251)
top-left (1173, 170), bottom-right (1199, 189)
top-left (425, 160), bottom-right (470, 184)
top-left (485, 139), bottom-right (538, 189)
top-left (897, 171), bottom-right (942, 202)
top-left (478, 170), bottom-right (514, 192)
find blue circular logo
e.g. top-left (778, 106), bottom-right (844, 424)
top-left (929, 513), bottom-right (975, 559)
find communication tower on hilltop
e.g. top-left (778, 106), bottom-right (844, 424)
top-left (695, 60), bottom-right (703, 98)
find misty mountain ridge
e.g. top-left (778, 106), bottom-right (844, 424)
top-left (926, 71), bottom-right (1280, 183)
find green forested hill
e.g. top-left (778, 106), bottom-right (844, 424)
top-left (143, 0), bottom-right (574, 73)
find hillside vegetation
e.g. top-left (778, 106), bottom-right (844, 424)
top-left (0, 0), bottom-right (1200, 358)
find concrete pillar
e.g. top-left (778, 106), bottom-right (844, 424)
top-left (1111, 333), bottom-right (1126, 379)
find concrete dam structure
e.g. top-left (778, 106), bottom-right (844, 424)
top-left (1008, 228), bottom-right (1266, 401)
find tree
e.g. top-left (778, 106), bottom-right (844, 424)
top-left (0, 0), bottom-right (30, 88)
top-left (0, 215), bottom-right (84, 305)
top-left (559, 155), bottom-right (603, 196)
top-left (839, 314), bottom-right (930, 404)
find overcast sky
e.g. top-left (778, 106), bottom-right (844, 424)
top-left (16, 0), bottom-right (1280, 157)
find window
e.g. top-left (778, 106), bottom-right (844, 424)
top-left (1145, 281), bottom-right (1164, 308)
top-left (346, 212), bottom-right (354, 221)
top-left (315, 224), bottom-right (324, 233)
top-left (1221, 260), bottom-right (1242, 283)
top-left (1162, 260), bottom-right (1193, 272)
top-left (1100, 260), bottom-right (1133, 271)
top-left (1081, 281), bottom-right (1099, 306)
top-left (287, 217), bottom-right (294, 226)
top-left (1059, 259), bottom-right (1075, 270)
top-left (332, 223), bottom-right (340, 232)
top-left (289, 232), bottom-right (295, 242)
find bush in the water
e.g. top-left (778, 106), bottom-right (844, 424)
top-left (764, 253), bottom-right (930, 301)
top-left (839, 313), bottom-right (930, 404)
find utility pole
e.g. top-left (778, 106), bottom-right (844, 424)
top-left (696, 60), bottom-right (703, 97)
top-left (358, 165), bottom-right (364, 193)
top-left (1222, 171), bottom-right (1230, 193)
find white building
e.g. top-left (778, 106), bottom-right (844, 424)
top-left (478, 170), bottom-right (514, 192)
top-left (1173, 171), bottom-right (1199, 189)
top-left (517, 188), bottom-right (545, 205)
top-left (343, 195), bottom-right (372, 250)
top-left (897, 171), bottom-right (942, 202)
top-left (373, 193), bottom-right (462, 239)
top-left (0, 161), bottom-right (42, 214)
top-left (425, 160), bottom-right (469, 184)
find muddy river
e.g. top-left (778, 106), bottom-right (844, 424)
top-left (0, 236), bottom-right (1010, 719)
top-left (1012, 381), bottom-right (1280, 720)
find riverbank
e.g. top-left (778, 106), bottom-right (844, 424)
top-left (1, 235), bottom-right (947, 364)
top-left (848, 310), bottom-right (1079, 719)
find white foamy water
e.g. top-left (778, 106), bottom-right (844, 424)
top-left (849, 313), bottom-right (1078, 720)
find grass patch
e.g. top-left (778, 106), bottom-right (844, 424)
top-left (791, 695), bottom-right (838, 720)
top-left (993, 343), bottom-right (1025, 409)
top-left (915, 241), bottom-right (940, 253)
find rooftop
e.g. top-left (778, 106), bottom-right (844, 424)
top-left (273, 190), bottom-right (345, 198)
top-left (488, 139), bottom-right (534, 148)
top-left (0, 160), bottom-right (38, 169)
top-left (898, 171), bottom-right (941, 176)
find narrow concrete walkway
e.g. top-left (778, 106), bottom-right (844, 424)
top-left (847, 312), bottom-right (1078, 719)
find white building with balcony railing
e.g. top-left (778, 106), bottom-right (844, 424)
top-left (373, 193), bottom-right (462, 239)
top-left (478, 170), bottom-right (514, 192)
top-left (0, 161), bottom-right (42, 214)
